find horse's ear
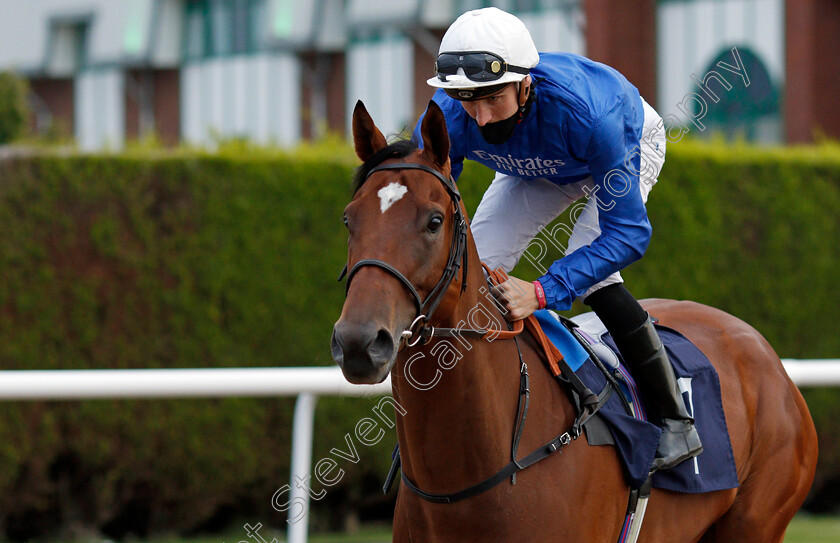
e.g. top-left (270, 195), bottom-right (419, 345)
top-left (352, 100), bottom-right (388, 162)
top-left (420, 100), bottom-right (450, 168)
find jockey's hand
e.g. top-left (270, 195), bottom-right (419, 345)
top-left (491, 276), bottom-right (540, 321)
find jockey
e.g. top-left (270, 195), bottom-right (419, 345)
top-left (413, 7), bottom-right (702, 471)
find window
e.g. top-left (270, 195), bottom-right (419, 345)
top-left (185, 1), bottom-right (209, 59)
top-left (211, 0), bottom-right (234, 55)
top-left (46, 18), bottom-right (90, 75)
top-left (184, 0), bottom-right (266, 59)
top-left (248, 1), bottom-right (268, 49)
top-left (696, 47), bottom-right (780, 141)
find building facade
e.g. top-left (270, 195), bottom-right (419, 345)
top-left (0, 0), bottom-right (836, 150)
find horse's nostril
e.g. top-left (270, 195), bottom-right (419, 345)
top-left (368, 328), bottom-right (395, 363)
top-left (330, 328), bottom-right (345, 366)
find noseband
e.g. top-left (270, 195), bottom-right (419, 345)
top-left (338, 162), bottom-right (469, 346)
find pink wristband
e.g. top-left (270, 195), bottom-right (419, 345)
top-left (533, 280), bottom-right (546, 310)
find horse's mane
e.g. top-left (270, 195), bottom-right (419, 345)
top-left (352, 138), bottom-right (418, 195)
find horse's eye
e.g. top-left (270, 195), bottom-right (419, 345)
top-left (427, 216), bottom-right (443, 233)
top-left (343, 215), bottom-right (349, 229)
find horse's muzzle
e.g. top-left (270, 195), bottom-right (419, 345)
top-left (331, 321), bottom-right (397, 384)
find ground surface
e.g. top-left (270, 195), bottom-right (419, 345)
top-left (22, 514), bottom-right (840, 542)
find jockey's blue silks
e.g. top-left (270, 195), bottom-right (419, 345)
top-left (414, 52), bottom-right (656, 311)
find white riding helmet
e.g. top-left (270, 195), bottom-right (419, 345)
top-left (427, 7), bottom-right (539, 96)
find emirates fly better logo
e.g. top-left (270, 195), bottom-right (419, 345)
top-left (472, 150), bottom-right (566, 177)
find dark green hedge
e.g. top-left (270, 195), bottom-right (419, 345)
top-left (0, 72), bottom-right (28, 144)
top-left (0, 140), bottom-right (838, 537)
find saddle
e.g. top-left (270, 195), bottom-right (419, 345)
top-left (533, 307), bottom-right (737, 482)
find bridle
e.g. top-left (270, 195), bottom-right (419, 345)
top-left (337, 159), bottom-right (607, 505)
top-left (338, 161), bottom-right (470, 347)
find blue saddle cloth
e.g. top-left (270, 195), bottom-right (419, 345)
top-left (533, 310), bottom-right (739, 493)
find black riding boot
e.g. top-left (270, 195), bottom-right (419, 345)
top-left (612, 316), bottom-right (704, 472)
top-left (585, 284), bottom-right (703, 472)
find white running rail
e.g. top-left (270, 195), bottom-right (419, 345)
top-left (0, 367), bottom-right (391, 400)
top-left (0, 360), bottom-right (835, 543)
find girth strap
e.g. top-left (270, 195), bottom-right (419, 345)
top-left (387, 378), bottom-right (614, 504)
top-left (399, 429), bottom-right (576, 504)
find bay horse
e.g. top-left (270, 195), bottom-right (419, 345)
top-left (331, 100), bottom-right (818, 542)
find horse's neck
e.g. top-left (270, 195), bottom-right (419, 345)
top-left (390, 242), bottom-right (565, 491)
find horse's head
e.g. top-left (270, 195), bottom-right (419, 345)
top-left (331, 100), bottom-right (465, 384)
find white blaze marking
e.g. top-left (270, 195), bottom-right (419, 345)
top-left (378, 182), bottom-right (408, 213)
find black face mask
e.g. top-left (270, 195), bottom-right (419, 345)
top-left (477, 91), bottom-right (534, 145)
top-left (478, 112), bottom-right (520, 145)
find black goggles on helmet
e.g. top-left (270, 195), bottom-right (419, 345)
top-left (435, 51), bottom-right (530, 83)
